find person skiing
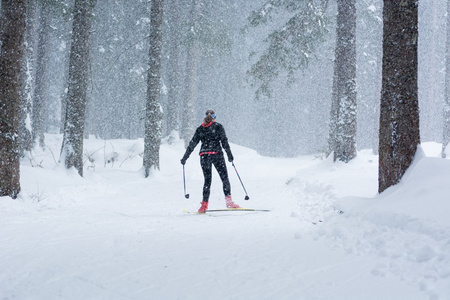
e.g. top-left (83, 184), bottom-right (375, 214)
top-left (180, 109), bottom-right (240, 213)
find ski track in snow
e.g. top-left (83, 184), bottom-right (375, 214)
top-left (0, 134), bottom-right (449, 300)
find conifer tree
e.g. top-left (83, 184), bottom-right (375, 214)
top-left (331, 0), bottom-right (357, 163)
top-left (378, 0), bottom-right (420, 193)
top-left (143, 0), bottom-right (164, 177)
top-left (442, 0), bottom-right (450, 158)
top-left (0, 0), bottom-right (27, 198)
top-left (60, 0), bottom-right (96, 176)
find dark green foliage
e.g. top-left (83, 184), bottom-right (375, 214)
top-left (246, 0), bottom-right (330, 99)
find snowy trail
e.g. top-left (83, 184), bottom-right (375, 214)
top-left (1, 135), bottom-right (449, 299)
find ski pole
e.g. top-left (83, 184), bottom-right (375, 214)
top-left (232, 162), bottom-right (250, 200)
top-left (183, 165), bottom-right (189, 199)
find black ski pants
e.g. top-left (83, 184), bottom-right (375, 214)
top-left (200, 153), bottom-right (231, 202)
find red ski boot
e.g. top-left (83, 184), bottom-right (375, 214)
top-left (198, 201), bottom-right (208, 213)
top-left (225, 195), bottom-right (240, 208)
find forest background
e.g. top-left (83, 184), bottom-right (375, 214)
top-left (11, 0), bottom-right (446, 155)
top-left (0, 0), bottom-right (448, 191)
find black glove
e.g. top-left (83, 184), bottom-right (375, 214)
top-left (181, 157), bottom-right (187, 165)
top-left (228, 154), bottom-right (234, 162)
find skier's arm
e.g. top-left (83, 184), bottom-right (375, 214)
top-left (181, 129), bottom-right (200, 164)
top-left (219, 125), bottom-right (233, 162)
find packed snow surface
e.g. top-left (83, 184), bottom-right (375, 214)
top-left (1, 134), bottom-right (449, 300)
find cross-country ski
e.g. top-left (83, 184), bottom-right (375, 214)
top-left (184, 207), bottom-right (271, 214)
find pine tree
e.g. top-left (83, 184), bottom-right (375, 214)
top-left (331, 0), bottom-right (357, 163)
top-left (31, 1), bottom-right (52, 149)
top-left (60, 0), bottom-right (96, 176)
top-left (378, 0), bottom-right (420, 193)
top-left (19, 0), bottom-right (38, 155)
top-left (0, 0), bottom-right (27, 198)
top-left (180, 0), bottom-right (200, 147)
top-left (143, 0), bottom-right (164, 177)
top-left (246, 0), bottom-right (329, 99)
top-left (246, 0), bottom-right (330, 156)
top-left (442, 0), bottom-right (450, 158)
top-left (164, 0), bottom-right (182, 137)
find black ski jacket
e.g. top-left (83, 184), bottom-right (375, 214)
top-left (182, 121), bottom-right (233, 161)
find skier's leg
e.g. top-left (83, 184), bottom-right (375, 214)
top-left (212, 154), bottom-right (231, 197)
top-left (200, 155), bottom-right (213, 202)
top-left (213, 154), bottom-right (239, 208)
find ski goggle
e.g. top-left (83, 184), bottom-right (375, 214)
top-left (206, 113), bottom-right (217, 118)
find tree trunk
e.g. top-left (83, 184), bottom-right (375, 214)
top-left (372, 42), bottom-right (383, 155)
top-left (331, 0), bottom-right (357, 163)
top-left (165, 0), bottom-right (181, 137)
top-left (31, 1), bottom-right (51, 149)
top-left (327, 52), bottom-right (339, 158)
top-left (0, 0), bottom-right (27, 198)
top-left (60, 0), bottom-right (96, 177)
top-left (442, 0), bottom-right (450, 158)
top-left (19, 0), bottom-right (38, 155)
top-left (143, 0), bottom-right (164, 177)
top-left (181, 0), bottom-right (200, 147)
top-left (378, 0), bottom-right (419, 193)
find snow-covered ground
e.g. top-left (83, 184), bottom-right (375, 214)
top-left (1, 133), bottom-right (449, 300)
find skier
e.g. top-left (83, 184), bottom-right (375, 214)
top-left (180, 109), bottom-right (240, 213)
